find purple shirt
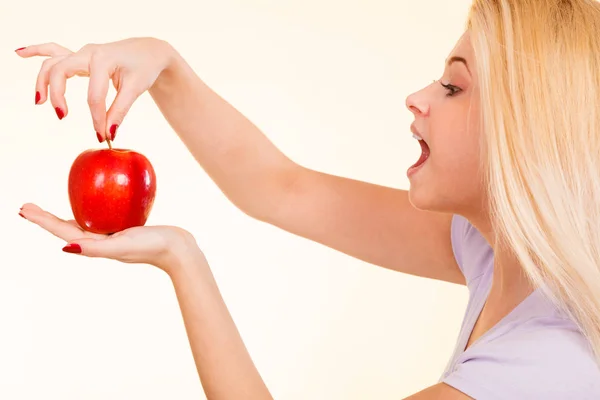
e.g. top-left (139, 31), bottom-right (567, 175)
top-left (439, 215), bottom-right (600, 399)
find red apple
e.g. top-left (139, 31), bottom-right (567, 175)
top-left (68, 148), bottom-right (157, 235)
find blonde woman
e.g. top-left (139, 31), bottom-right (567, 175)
top-left (15, 0), bottom-right (600, 398)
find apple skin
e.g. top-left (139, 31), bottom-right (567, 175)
top-left (68, 148), bottom-right (157, 235)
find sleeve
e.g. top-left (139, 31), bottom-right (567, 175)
top-left (449, 214), bottom-right (469, 270)
top-left (450, 214), bottom-right (489, 288)
top-left (441, 323), bottom-right (600, 399)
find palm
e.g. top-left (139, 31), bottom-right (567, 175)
top-left (19, 203), bottom-right (194, 269)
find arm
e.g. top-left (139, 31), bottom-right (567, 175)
top-left (167, 246), bottom-right (273, 400)
top-left (165, 242), bottom-right (473, 400)
top-left (20, 203), bottom-right (272, 399)
top-left (404, 384), bottom-right (472, 400)
top-left (150, 47), bottom-right (463, 284)
top-left (19, 39), bottom-right (462, 284)
top-left (164, 241), bottom-right (471, 400)
top-left (19, 203), bottom-right (468, 400)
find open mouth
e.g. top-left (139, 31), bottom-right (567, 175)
top-left (407, 133), bottom-right (430, 176)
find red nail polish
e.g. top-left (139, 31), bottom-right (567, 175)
top-left (109, 124), bottom-right (118, 140)
top-left (96, 132), bottom-right (103, 142)
top-left (62, 244), bottom-right (82, 254)
top-left (19, 212), bottom-right (25, 219)
top-left (35, 91), bottom-right (41, 104)
top-left (55, 107), bottom-right (65, 120)
top-left (15, 47), bottom-right (25, 52)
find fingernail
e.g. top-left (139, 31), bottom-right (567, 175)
top-left (96, 132), bottom-right (103, 143)
top-left (109, 124), bottom-right (118, 140)
top-left (15, 47), bottom-right (25, 52)
top-left (35, 91), bottom-right (40, 105)
top-left (55, 107), bottom-right (65, 120)
top-left (18, 212), bottom-right (25, 219)
top-left (62, 244), bottom-right (82, 254)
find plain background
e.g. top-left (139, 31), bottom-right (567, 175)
top-left (1, 0), bottom-right (473, 398)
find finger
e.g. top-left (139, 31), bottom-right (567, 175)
top-left (105, 77), bottom-right (142, 140)
top-left (64, 218), bottom-right (103, 235)
top-left (19, 203), bottom-right (104, 241)
top-left (16, 42), bottom-right (73, 58)
top-left (20, 205), bottom-right (85, 242)
top-left (66, 219), bottom-right (83, 229)
top-left (62, 235), bottom-right (132, 260)
top-left (87, 55), bottom-right (112, 141)
top-left (48, 55), bottom-right (90, 120)
top-left (21, 203), bottom-right (43, 212)
top-left (34, 55), bottom-right (67, 106)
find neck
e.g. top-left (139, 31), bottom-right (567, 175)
top-left (467, 215), bottom-right (534, 305)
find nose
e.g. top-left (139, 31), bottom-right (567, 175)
top-left (405, 89), bottom-right (430, 117)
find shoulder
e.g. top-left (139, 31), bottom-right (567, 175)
top-left (442, 316), bottom-right (600, 399)
top-left (450, 214), bottom-right (493, 288)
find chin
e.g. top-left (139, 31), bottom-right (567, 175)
top-left (408, 185), bottom-right (437, 211)
top-left (408, 181), bottom-right (461, 215)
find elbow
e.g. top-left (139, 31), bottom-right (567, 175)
top-left (239, 165), bottom-right (303, 224)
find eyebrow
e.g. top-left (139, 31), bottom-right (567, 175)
top-left (446, 56), bottom-right (470, 73)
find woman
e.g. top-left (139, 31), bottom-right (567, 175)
top-left (15, 0), bottom-right (600, 398)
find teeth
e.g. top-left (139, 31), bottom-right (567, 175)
top-left (412, 133), bottom-right (423, 141)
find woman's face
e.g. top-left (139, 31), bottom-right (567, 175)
top-left (405, 31), bottom-right (485, 217)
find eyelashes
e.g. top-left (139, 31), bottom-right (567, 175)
top-left (430, 79), bottom-right (463, 97)
top-left (440, 81), bottom-right (462, 97)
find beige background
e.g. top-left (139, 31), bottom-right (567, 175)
top-left (1, 0), bottom-right (472, 398)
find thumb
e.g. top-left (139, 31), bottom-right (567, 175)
top-left (62, 236), bottom-right (128, 260)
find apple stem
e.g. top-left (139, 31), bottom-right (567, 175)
top-left (106, 137), bottom-right (113, 150)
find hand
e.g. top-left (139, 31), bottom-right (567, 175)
top-left (18, 204), bottom-right (275, 400)
top-left (15, 38), bottom-right (176, 141)
top-left (19, 203), bottom-right (202, 274)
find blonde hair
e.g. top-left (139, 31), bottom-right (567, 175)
top-left (467, 0), bottom-right (600, 363)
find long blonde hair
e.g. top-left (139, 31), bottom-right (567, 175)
top-left (467, 0), bottom-right (600, 363)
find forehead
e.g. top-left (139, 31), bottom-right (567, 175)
top-left (448, 32), bottom-right (474, 62)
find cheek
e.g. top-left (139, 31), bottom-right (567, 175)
top-left (436, 100), bottom-right (481, 176)
top-left (430, 118), bottom-right (483, 198)
top-left (408, 94), bottom-right (485, 214)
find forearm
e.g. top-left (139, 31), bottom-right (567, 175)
top-left (149, 47), bottom-right (298, 220)
top-left (168, 249), bottom-right (273, 400)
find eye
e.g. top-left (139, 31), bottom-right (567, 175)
top-left (440, 81), bottom-right (462, 97)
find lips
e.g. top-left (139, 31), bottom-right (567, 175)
top-left (410, 123), bottom-right (428, 142)
top-left (407, 126), bottom-right (431, 176)
top-left (411, 139), bottom-right (430, 169)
